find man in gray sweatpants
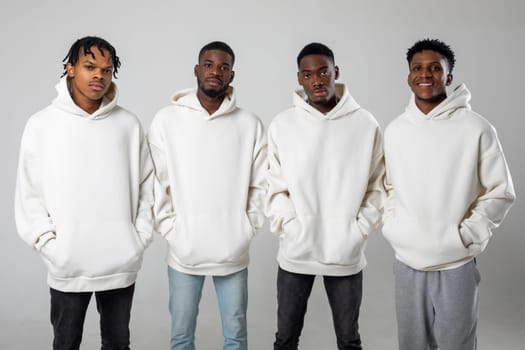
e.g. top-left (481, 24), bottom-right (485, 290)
top-left (382, 38), bottom-right (515, 349)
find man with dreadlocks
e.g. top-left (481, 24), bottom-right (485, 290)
top-left (382, 38), bottom-right (515, 349)
top-left (14, 36), bottom-right (154, 350)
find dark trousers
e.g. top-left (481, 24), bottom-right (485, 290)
top-left (50, 284), bottom-right (135, 350)
top-left (274, 267), bottom-right (363, 350)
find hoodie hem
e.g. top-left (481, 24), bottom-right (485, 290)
top-left (394, 254), bottom-right (475, 272)
top-left (47, 272), bottom-right (138, 292)
top-left (277, 255), bottom-right (366, 276)
top-left (167, 256), bottom-right (249, 276)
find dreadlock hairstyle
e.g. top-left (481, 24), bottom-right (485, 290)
top-left (297, 42), bottom-right (335, 67)
top-left (61, 36), bottom-right (121, 78)
top-left (406, 39), bottom-right (456, 73)
top-left (198, 41), bottom-right (235, 66)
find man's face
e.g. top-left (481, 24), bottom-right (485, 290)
top-left (297, 54), bottom-right (339, 114)
top-left (408, 50), bottom-right (453, 111)
top-left (194, 49), bottom-right (234, 98)
top-left (67, 46), bottom-right (113, 112)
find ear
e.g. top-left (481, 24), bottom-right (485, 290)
top-left (334, 66), bottom-right (340, 80)
top-left (228, 70), bottom-right (235, 84)
top-left (445, 73), bottom-right (453, 86)
top-left (194, 64), bottom-right (199, 77)
top-left (297, 71), bottom-right (302, 86)
top-left (66, 63), bottom-right (75, 78)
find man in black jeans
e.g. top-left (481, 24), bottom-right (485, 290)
top-left (14, 36), bottom-right (154, 349)
top-left (265, 42), bottom-right (385, 349)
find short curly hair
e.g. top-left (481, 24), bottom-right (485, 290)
top-left (407, 39), bottom-right (456, 73)
top-left (297, 42), bottom-right (335, 67)
top-left (198, 41), bottom-right (235, 66)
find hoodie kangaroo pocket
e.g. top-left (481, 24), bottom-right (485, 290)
top-left (383, 214), bottom-right (470, 269)
top-left (46, 221), bottom-right (145, 279)
top-left (282, 215), bottom-right (366, 266)
top-left (40, 238), bottom-right (59, 267)
top-left (39, 233), bottom-right (80, 276)
top-left (283, 217), bottom-right (301, 237)
top-left (317, 217), bottom-right (367, 265)
top-left (169, 211), bottom-right (254, 266)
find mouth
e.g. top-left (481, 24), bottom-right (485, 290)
top-left (416, 82), bottom-right (433, 87)
top-left (205, 78), bottom-right (222, 87)
top-left (89, 82), bottom-right (105, 92)
top-left (313, 88), bottom-right (327, 97)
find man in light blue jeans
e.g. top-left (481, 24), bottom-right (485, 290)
top-left (148, 41), bottom-right (267, 350)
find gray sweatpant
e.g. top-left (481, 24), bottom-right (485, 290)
top-left (394, 259), bottom-right (480, 350)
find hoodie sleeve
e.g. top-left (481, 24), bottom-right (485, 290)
top-left (264, 124), bottom-right (297, 234)
top-left (14, 122), bottom-right (56, 252)
top-left (134, 130), bottom-right (155, 247)
top-left (148, 118), bottom-right (176, 237)
top-left (247, 119), bottom-right (267, 229)
top-left (459, 125), bottom-right (516, 252)
top-left (356, 127), bottom-right (386, 235)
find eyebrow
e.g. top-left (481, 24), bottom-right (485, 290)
top-left (203, 59), bottom-right (231, 67)
top-left (411, 60), bottom-right (442, 66)
top-left (82, 60), bottom-right (113, 69)
top-left (300, 66), bottom-right (329, 72)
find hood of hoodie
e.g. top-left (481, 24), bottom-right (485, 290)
top-left (171, 86), bottom-right (237, 120)
top-left (406, 83), bottom-right (471, 121)
top-left (51, 76), bottom-right (118, 120)
top-left (293, 83), bottom-right (360, 120)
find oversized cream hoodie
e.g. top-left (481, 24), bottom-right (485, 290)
top-left (148, 87), bottom-right (266, 276)
top-left (265, 84), bottom-right (384, 276)
top-left (383, 84), bottom-right (516, 271)
top-left (15, 77), bottom-right (154, 292)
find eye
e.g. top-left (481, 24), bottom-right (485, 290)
top-left (431, 65), bottom-right (442, 72)
top-left (86, 65), bottom-right (95, 71)
top-left (303, 73), bottom-right (311, 79)
top-left (204, 63), bottom-right (212, 68)
top-left (103, 68), bottom-right (112, 75)
top-left (320, 70), bottom-right (329, 76)
top-left (220, 66), bottom-right (230, 72)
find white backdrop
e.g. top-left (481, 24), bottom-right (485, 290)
top-left (1, 1), bottom-right (523, 349)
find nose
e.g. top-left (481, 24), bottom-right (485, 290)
top-left (93, 68), bottom-right (104, 80)
top-left (209, 65), bottom-right (220, 76)
top-left (312, 74), bottom-right (324, 87)
top-left (420, 68), bottom-right (432, 77)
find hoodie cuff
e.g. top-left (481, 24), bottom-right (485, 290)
top-left (34, 231), bottom-right (56, 252)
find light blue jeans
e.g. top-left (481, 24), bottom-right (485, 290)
top-left (167, 267), bottom-right (248, 350)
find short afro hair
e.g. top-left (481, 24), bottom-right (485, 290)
top-left (407, 38), bottom-right (456, 73)
top-left (198, 41), bottom-right (235, 65)
top-left (297, 42), bottom-right (335, 67)
top-left (61, 36), bottom-right (121, 78)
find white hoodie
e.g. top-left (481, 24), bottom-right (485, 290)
top-left (148, 87), bottom-right (266, 276)
top-left (15, 77), bottom-right (154, 292)
top-left (265, 84), bottom-right (384, 276)
top-left (383, 84), bottom-right (516, 271)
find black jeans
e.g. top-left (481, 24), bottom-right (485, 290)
top-left (50, 284), bottom-right (135, 350)
top-left (274, 268), bottom-right (362, 350)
